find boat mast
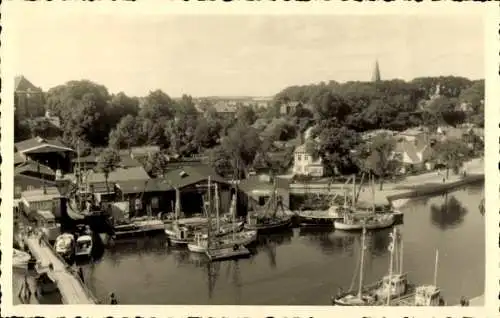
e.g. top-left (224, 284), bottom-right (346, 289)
top-left (232, 192), bottom-right (236, 241)
top-left (433, 249), bottom-right (439, 286)
top-left (215, 182), bottom-right (220, 235)
top-left (371, 173), bottom-right (375, 214)
top-left (399, 235), bottom-right (403, 274)
top-left (352, 174), bottom-right (356, 208)
top-left (207, 176), bottom-right (212, 249)
top-left (386, 227), bottom-right (396, 305)
top-left (357, 226), bottom-right (367, 298)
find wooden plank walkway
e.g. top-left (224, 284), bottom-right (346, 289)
top-left (24, 235), bottom-right (97, 304)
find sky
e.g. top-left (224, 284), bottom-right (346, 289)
top-left (12, 13), bottom-right (484, 98)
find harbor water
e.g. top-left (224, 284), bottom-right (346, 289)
top-left (15, 183), bottom-right (484, 305)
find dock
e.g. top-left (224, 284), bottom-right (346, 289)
top-left (23, 235), bottom-right (98, 304)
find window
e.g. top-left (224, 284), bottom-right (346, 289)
top-left (304, 155), bottom-right (309, 161)
top-left (297, 155), bottom-right (302, 161)
top-left (135, 198), bottom-right (142, 210)
top-left (27, 185), bottom-right (35, 191)
top-left (15, 186), bottom-right (22, 195)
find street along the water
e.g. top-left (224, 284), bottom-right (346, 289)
top-left (18, 182), bottom-right (484, 306)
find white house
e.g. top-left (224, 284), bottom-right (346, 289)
top-left (292, 143), bottom-right (324, 177)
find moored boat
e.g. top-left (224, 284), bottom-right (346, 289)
top-left (334, 213), bottom-right (395, 231)
top-left (54, 233), bottom-right (75, 260)
top-left (75, 235), bottom-right (93, 258)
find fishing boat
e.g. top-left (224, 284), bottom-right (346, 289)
top-left (334, 173), bottom-right (396, 231)
top-left (332, 227), bottom-right (411, 305)
top-left (331, 227), bottom-right (376, 305)
top-left (244, 183), bottom-right (293, 233)
top-left (188, 183), bottom-right (257, 252)
top-left (75, 235), bottom-right (93, 258)
top-left (188, 176), bottom-right (251, 261)
top-left (13, 248), bottom-right (32, 270)
top-left (387, 250), bottom-right (445, 306)
top-left (54, 233), bottom-right (75, 260)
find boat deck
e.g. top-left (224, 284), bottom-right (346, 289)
top-left (205, 246), bottom-right (251, 262)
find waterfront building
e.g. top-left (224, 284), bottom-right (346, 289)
top-left (238, 175), bottom-right (291, 211)
top-left (15, 136), bottom-right (74, 173)
top-left (292, 143), bottom-right (324, 177)
top-left (19, 187), bottom-right (62, 219)
top-left (81, 166), bottom-right (151, 204)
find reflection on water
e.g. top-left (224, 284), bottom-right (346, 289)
top-left (70, 184), bottom-right (484, 305)
top-left (430, 194), bottom-right (468, 230)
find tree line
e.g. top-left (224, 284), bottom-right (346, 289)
top-left (14, 76), bottom-right (484, 182)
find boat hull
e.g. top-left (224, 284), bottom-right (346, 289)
top-left (334, 217), bottom-right (395, 231)
top-left (244, 218), bottom-right (292, 234)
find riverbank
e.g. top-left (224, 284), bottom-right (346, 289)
top-left (290, 158), bottom-right (484, 207)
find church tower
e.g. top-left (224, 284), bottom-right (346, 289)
top-left (371, 60), bottom-right (381, 82)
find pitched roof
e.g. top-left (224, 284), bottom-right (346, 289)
top-left (14, 76), bottom-right (39, 92)
top-left (15, 136), bottom-right (74, 154)
top-left (85, 166), bottom-right (150, 184)
top-left (14, 152), bottom-right (25, 165)
top-left (15, 161), bottom-right (55, 176)
top-left (116, 178), bottom-right (174, 194)
top-left (21, 187), bottom-right (61, 202)
top-left (163, 165), bottom-right (227, 189)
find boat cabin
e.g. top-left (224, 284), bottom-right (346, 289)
top-left (375, 273), bottom-right (408, 300)
top-left (414, 285), bottom-right (441, 306)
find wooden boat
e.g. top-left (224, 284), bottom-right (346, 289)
top-left (244, 184), bottom-right (293, 233)
top-left (332, 227), bottom-right (411, 305)
top-left (189, 176), bottom-right (252, 262)
top-left (54, 233), bottom-right (75, 260)
top-left (297, 206), bottom-right (342, 226)
top-left (75, 235), bottom-right (93, 258)
top-left (189, 184), bottom-right (257, 252)
top-left (334, 213), bottom-right (395, 231)
top-left (13, 248), bottom-right (32, 270)
top-left (114, 218), bottom-right (165, 238)
top-left (334, 173), bottom-right (396, 231)
top-left (387, 250), bottom-right (445, 306)
top-left (206, 245), bottom-right (251, 262)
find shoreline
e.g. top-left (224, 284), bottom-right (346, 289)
top-left (289, 158), bottom-right (484, 207)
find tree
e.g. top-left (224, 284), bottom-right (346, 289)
top-left (97, 148), bottom-right (121, 195)
top-left (139, 90), bottom-right (176, 120)
top-left (143, 152), bottom-right (170, 178)
top-left (167, 114), bottom-right (199, 157)
top-left (27, 118), bottom-right (62, 139)
top-left (194, 117), bottom-right (221, 150)
top-left (45, 80), bottom-right (112, 147)
top-left (357, 134), bottom-right (401, 190)
top-left (432, 139), bottom-right (469, 178)
top-left (236, 106), bottom-right (257, 126)
top-left (425, 96), bottom-right (465, 127)
top-left (108, 115), bottom-right (139, 149)
top-left (107, 92), bottom-right (139, 127)
top-left (175, 94), bottom-right (198, 117)
top-left (219, 123), bottom-right (261, 177)
top-left (314, 126), bottom-right (361, 175)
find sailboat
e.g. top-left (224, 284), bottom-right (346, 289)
top-left (331, 227), bottom-right (412, 305)
top-left (331, 226), bottom-right (377, 305)
top-left (188, 177), bottom-right (251, 261)
top-left (244, 182), bottom-right (293, 234)
top-left (334, 173), bottom-right (396, 231)
top-left (188, 181), bottom-right (257, 253)
top-left (165, 188), bottom-right (202, 246)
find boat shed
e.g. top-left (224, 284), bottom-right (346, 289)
top-left (238, 175), bottom-right (291, 211)
top-left (115, 178), bottom-right (174, 218)
top-left (163, 165), bottom-right (233, 217)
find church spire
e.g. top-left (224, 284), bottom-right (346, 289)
top-left (372, 60), bottom-right (381, 82)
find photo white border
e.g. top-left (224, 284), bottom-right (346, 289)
top-left (1, 2), bottom-right (497, 317)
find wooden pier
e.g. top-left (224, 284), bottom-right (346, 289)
top-left (23, 235), bottom-right (98, 304)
